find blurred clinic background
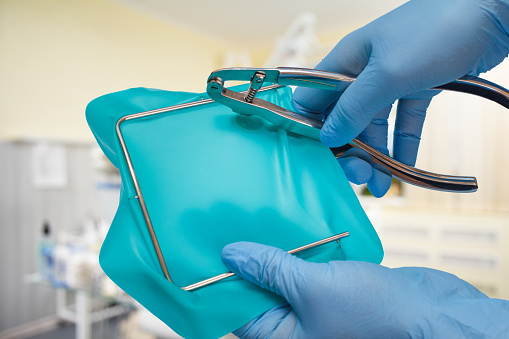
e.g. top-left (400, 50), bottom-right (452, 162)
top-left (1, 0), bottom-right (509, 338)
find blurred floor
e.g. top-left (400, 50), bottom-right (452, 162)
top-left (23, 314), bottom-right (126, 339)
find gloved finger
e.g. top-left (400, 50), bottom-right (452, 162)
top-left (339, 151), bottom-right (392, 197)
top-left (292, 32), bottom-right (370, 118)
top-left (393, 97), bottom-right (432, 166)
top-left (292, 86), bottom-right (340, 119)
top-left (222, 242), bottom-right (316, 303)
top-left (357, 104), bottom-right (392, 155)
top-left (337, 147), bottom-right (393, 198)
top-left (233, 303), bottom-right (296, 339)
top-left (337, 148), bottom-right (373, 185)
top-left (367, 163), bottom-right (392, 198)
top-left (320, 64), bottom-right (404, 147)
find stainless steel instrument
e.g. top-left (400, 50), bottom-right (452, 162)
top-left (207, 67), bottom-right (509, 193)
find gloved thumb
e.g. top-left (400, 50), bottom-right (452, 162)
top-left (222, 242), bottom-right (313, 302)
top-left (321, 65), bottom-right (403, 147)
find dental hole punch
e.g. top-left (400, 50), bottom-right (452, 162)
top-left (207, 67), bottom-right (509, 193)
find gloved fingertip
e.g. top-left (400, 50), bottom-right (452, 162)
top-left (320, 122), bottom-right (348, 148)
top-left (338, 157), bottom-right (373, 185)
top-left (320, 101), bottom-right (365, 148)
top-left (222, 242), bottom-right (306, 299)
top-left (367, 164), bottom-right (392, 198)
top-left (221, 242), bottom-right (287, 291)
top-left (221, 241), bottom-right (254, 274)
top-left (291, 98), bottom-right (323, 117)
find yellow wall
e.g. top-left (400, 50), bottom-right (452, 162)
top-left (0, 0), bottom-right (228, 142)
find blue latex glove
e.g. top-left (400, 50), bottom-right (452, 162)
top-left (222, 242), bottom-right (509, 338)
top-left (293, 0), bottom-right (509, 197)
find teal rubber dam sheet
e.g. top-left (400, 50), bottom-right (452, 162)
top-left (86, 85), bottom-right (383, 339)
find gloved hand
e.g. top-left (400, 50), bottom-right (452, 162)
top-left (293, 0), bottom-right (509, 197)
top-left (222, 242), bottom-right (509, 338)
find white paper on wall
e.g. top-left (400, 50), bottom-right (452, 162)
top-left (31, 143), bottom-right (68, 189)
